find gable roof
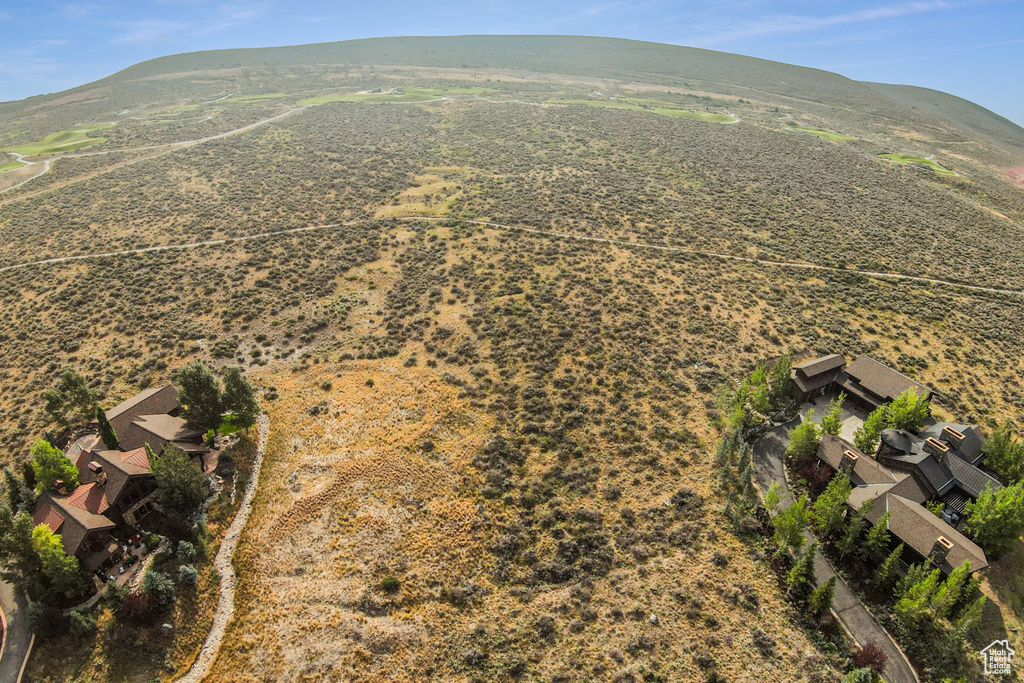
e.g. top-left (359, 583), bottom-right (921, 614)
top-left (66, 482), bottom-right (111, 516)
top-left (842, 355), bottom-right (930, 404)
top-left (106, 385), bottom-right (179, 439)
top-left (878, 427), bottom-right (1001, 501)
top-left (921, 423), bottom-right (985, 465)
top-left (794, 354), bottom-right (846, 377)
top-left (866, 493), bottom-right (988, 573)
top-left (816, 434), bottom-right (899, 486)
top-left (33, 504), bottom-right (66, 534)
top-left (33, 491), bottom-right (115, 557)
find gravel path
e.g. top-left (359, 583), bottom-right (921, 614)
top-left (175, 413), bottom-right (269, 683)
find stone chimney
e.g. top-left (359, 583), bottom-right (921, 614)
top-left (942, 426), bottom-right (966, 450)
top-left (841, 449), bottom-right (860, 473)
top-left (924, 437), bottom-right (950, 464)
top-left (53, 479), bottom-right (67, 495)
top-left (930, 536), bottom-right (954, 565)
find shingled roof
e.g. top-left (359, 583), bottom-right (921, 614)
top-left (839, 355), bottom-right (930, 406)
top-left (33, 490), bottom-right (115, 557)
top-left (106, 385), bottom-right (179, 441)
top-left (866, 493), bottom-right (988, 573)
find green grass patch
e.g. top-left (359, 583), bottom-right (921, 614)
top-left (880, 153), bottom-right (955, 175)
top-left (550, 98), bottom-right (737, 123)
top-left (0, 159), bottom-right (26, 173)
top-left (206, 414), bottom-right (244, 440)
top-left (5, 123), bottom-right (114, 155)
top-left (224, 93), bottom-right (288, 103)
top-left (783, 122), bottom-right (856, 141)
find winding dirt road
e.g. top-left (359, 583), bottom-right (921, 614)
top-left (1, 215), bottom-right (1021, 299)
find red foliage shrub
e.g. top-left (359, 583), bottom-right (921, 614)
top-left (853, 642), bottom-right (888, 675)
top-left (118, 590), bottom-right (159, 626)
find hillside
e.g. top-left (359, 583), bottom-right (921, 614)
top-left (1, 35), bottom-right (1023, 683)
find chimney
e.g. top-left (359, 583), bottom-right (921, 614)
top-left (924, 437), bottom-right (950, 463)
top-left (53, 479), bottom-right (67, 495)
top-left (88, 461), bottom-right (107, 487)
top-left (930, 536), bottom-right (954, 565)
top-left (941, 426), bottom-right (966, 450)
top-left (841, 449), bottom-right (860, 473)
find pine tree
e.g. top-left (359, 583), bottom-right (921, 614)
top-left (772, 493), bottom-right (810, 553)
top-left (875, 543), bottom-right (904, 594)
top-left (854, 405), bottom-right (888, 454)
top-left (787, 412), bottom-right (821, 464)
top-left (861, 510), bottom-right (892, 562)
top-left (983, 421), bottom-right (1024, 484)
top-left (96, 405), bottom-right (118, 450)
top-left (837, 503), bottom-right (868, 557)
top-left (787, 542), bottom-right (818, 600)
top-left (808, 575), bottom-right (837, 616)
top-left (768, 352), bottom-right (793, 410)
top-left (0, 507), bottom-right (43, 596)
top-left (932, 560), bottom-right (971, 619)
top-left (812, 472), bottom-right (851, 539)
top-left (820, 393), bottom-right (846, 437)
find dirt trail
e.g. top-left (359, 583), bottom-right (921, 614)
top-left (174, 413), bottom-right (269, 683)
top-left (1, 215), bottom-right (1021, 299)
top-left (0, 108), bottom-right (307, 204)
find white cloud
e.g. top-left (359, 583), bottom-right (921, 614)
top-left (111, 19), bottom-right (191, 44)
top-left (687, 1), bottom-right (958, 46)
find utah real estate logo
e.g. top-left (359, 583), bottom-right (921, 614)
top-left (981, 639), bottom-right (1015, 676)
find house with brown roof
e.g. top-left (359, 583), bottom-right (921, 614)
top-left (838, 355), bottom-right (932, 410)
top-left (815, 431), bottom-right (994, 575)
top-left (32, 385), bottom-right (215, 573)
top-left (791, 354), bottom-right (846, 403)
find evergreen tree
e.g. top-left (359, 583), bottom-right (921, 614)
top-left (964, 482), bottom-right (1024, 558)
top-left (820, 393), bottom-right (846, 437)
top-left (954, 594), bottom-right (986, 637)
top-left (31, 524), bottom-right (83, 598)
top-left (787, 412), bottom-right (821, 464)
top-left (96, 405), bottom-right (118, 450)
top-left (772, 493), bottom-right (810, 553)
top-left (768, 352), bottom-right (793, 410)
top-left (812, 472), bottom-right (851, 539)
top-left (30, 439), bottom-right (78, 493)
top-left (3, 468), bottom-right (34, 513)
top-left (875, 544), bottom-right (904, 594)
top-left (41, 369), bottom-right (96, 431)
top-left (787, 542), bottom-right (818, 600)
top-left (983, 421), bottom-right (1024, 484)
top-left (221, 366), bottom-right (259, 431)
top-left (854, 406), bottom-right (888, 454)
top-left (0, 507), bottom-right (43, 596)
top-left (893, 566), bottom-right (943, 633)
top-left (808, 575), bottom-right (837, 616)
top-left (841, 669), bottom-right (874, 683)
top-left (19, 461), bottom-right (35, 490)
top-left (862, 511), bottom-right (892, 562)
top-left (151, 444), bottom-right (210, 518)
top-left (887, 387), bottom-right (930, 432)
top-left (932, 560), bottom-right (971, 619)
top-left (176, 361), bottom-right (224, 437)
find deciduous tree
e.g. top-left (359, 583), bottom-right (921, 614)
top-left (786, 412), bottom-right (821, 464)
top-left (854, 406), bottom-right (887, 454)
top-left (150, 444), bottom-right (210, 518)
top-left (222, 366), bottom-right (259, 431)
top-left (887, 387), bottom-right (930, 432)
top-left (42, 369), bottom-right (96, 431)
top-left (32, 524), bottom-right (83, 598)
top-left (811, 472), bottom-right (851, 539)
top-left (820, 393), bottom-right (846, 437)
top-left (30, 439), bottom-right (78, 493)
top-left (964, 482), bottom-right (1024, 558)
top-left (176, 361), bottom-right (223, 437)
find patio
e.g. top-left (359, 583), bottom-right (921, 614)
top-left (800, 390), bottom-right (868, 443)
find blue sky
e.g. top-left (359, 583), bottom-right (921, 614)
top-left (2, 0), bottom-right (1022, 125)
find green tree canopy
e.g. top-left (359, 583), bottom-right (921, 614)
top-left (767, 352), bottom-right (793, 410)
top-left (32, 523), bottom-right (83, 598)
top-left (820, 393), bottom-right (846, 437)
top-left (862, 510), bottom-right (892, 562)
top-left (42, 369), bottom-right (96, 431)
top-left (786, 412), bottom-right (821, 464)
top-left (983, 421), bottom-right (1024, 484)
top-left (875, 543), bottom-right (905, 594)
top-left (151, 444), bottom-right (210, 518)
top-left (96, 405), bottom-right (118, 450)
top-left (887, 387), bottom-right (930, 432)
top-left (854, 406), bottom-right (888, 454)
top-left (0, 507), bottom-right (43, 596)
top-left (786, 541), bottom-right (818, 600)
top-left (222, 366), bottom-right (259, 431)
top-left (772, 493), bottom-right (810, 553)
top-left (176, 361), bottom-right (224, 436)
top-left (30, 439), bottom-right (78, 493)
top-left (808, 575), bottom-right (836, 616)
top-left (811, 472), bottom-right (851, 539)
top-left (964, 482), bottom-right (1024, 557)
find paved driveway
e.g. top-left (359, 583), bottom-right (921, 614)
top-left (0, 581), bottom-right (33, 683)
top-left (751, 421), bottom-right (919, 683)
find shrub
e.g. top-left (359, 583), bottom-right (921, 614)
top-left (118, 590), bottom-right (159, 625)
top-left (381, 575), bottom-right (400, 593)
top-left (145, 533), bottom-right (161, 552)
top-left (178, 564), bottom-right (198, 586)
top-left (177, 540), bottom-right (196, 563)
top-left (852, 642), bottom-right (887, 676)
top-left (143, 569), bottom-right (176, 606)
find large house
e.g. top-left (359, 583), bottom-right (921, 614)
top-left (815, 422), bottom-right (998, 575)
top-left (32, 385), bottom-right (212, 574)
top-left (792, 353), bottom-right (931, 409)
